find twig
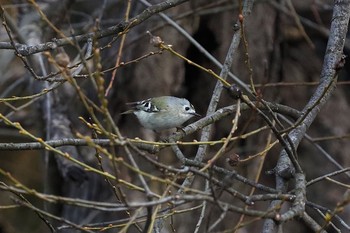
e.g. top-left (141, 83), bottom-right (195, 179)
top-left (263, 0), bottom-right (350, 231)
top-left (0, 0), bottom-right (190, 56)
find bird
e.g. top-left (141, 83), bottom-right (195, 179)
top-left (122, 96), bottom-right (200, 131)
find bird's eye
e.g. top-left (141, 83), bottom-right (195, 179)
top-left (185, 106), bottom-right (190, 111)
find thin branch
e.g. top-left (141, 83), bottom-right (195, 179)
top-left (0, 0), bottom-right (189, 56)
top-left (263, 0), bottom-right (350, 231)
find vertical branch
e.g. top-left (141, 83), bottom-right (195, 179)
top-left (194, 15), bottom-right (242, 163)
top-left (105, 0), bottom-right (132, 96)
top-left (263, 0), bottom-right (350, 232)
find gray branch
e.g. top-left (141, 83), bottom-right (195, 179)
top-left (0, 0), bottom-right (189, 56)
top-left (263, 0), bottom-right (350, 232)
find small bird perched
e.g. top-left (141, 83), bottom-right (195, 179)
top-left (122, 96), bottom-right (200, 131)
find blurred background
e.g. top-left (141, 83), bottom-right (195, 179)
top-left (0, 0), bottom-right (349, 232)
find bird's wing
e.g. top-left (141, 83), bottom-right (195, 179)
top-left (125, 98), bottom-right (161, 113)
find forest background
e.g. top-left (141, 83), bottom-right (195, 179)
top-left (0, 0), bottom-right (349, 232)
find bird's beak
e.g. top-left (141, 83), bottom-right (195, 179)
top-left (192, 112), bottom-right (201, 117)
